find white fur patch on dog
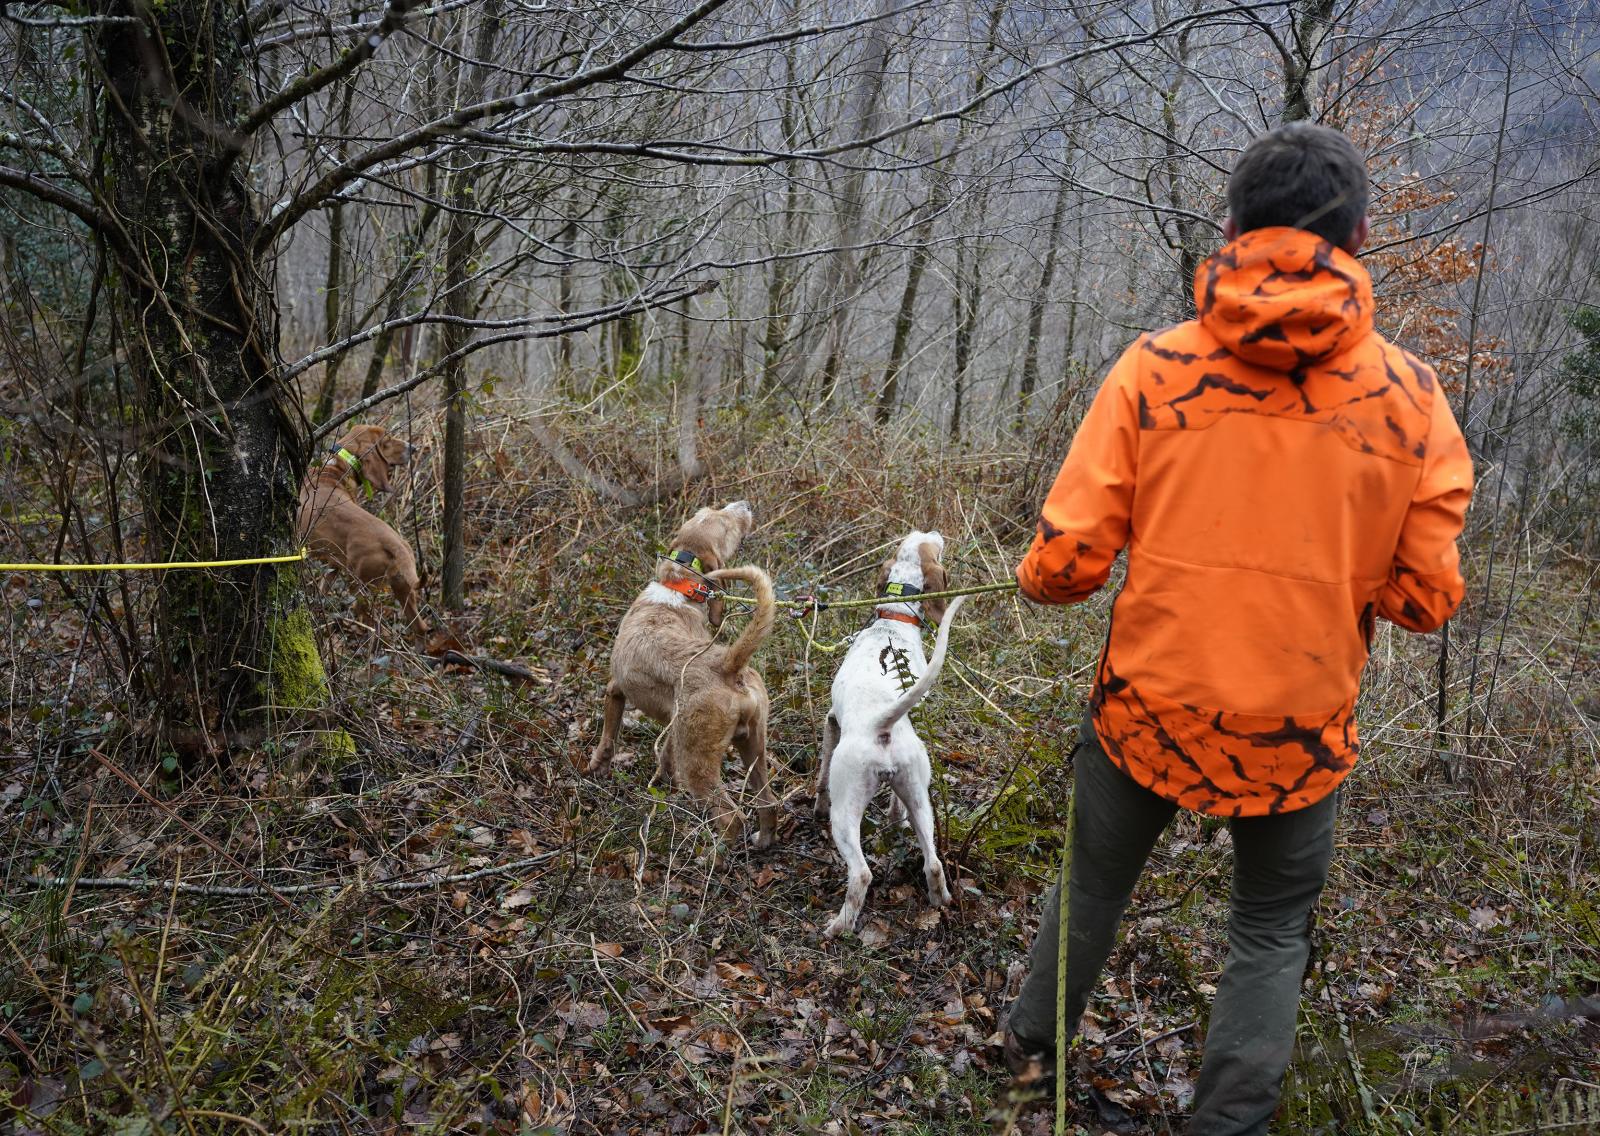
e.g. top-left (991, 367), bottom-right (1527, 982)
top-left (893, 529), bottom-right (942, 564)
top-left (723, 500), bottom-right (754, 519)
top-left (642, 582), bottom-right (688, 607)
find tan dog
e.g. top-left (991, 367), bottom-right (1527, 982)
top-left (586, 501), bottom-right (779, 848)
top-left (297, 424), bottom-right (422, 632)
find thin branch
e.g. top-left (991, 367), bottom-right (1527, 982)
top-left (672, 0), bottom-right (930, 51)
top-left (236, 0), bottom-right (413, 137)
top-left (282, 285), bottom-right (706, 385)
top-left (252, 0), bottom-right (474, 51)
top-left (0, 162), bottom-right (116, 236)
top-left (781, 0), bottom-right (1295, 162)
top-left (21, 850), bottom-right (565, 897)
top-left (252, 0), bottom-right (735, 253)
top-left (311, 279), bottom-right (718, 442)
top-left (1, 8), bottom-right (140, 25)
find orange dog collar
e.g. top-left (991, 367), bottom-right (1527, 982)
top-left (875, 608), bottom-right (921, 628)
top-left (661, 576), bottom-right (715, 604)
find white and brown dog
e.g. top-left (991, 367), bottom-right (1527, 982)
top-left (814, 531), bottom-right (965, 937)
top-left (586, 501), bottom-right (779, 848)
top-left (297, 424), bottom-right (422, 632)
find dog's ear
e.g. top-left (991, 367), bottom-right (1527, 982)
top-left (707, 595), bottom-right (726, 630)
top-left (341, 424), bottom-right (381, 451)
top-left (918, 540), bottom-right (948, 624)
top-left (360, 443), bottom-right (393, 492)
top-left (875, 557), bottom-right (893, 597)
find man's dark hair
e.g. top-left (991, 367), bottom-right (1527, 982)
top-left (1227, 123), bottom-right (1369, 247)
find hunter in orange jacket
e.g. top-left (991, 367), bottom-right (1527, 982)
top-left (1017, 226), bottom-right (1473, 817)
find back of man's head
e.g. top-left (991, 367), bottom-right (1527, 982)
top-left (1227, 123), bottom-right (1369, 248)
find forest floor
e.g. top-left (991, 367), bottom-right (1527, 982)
top-left (2, 406), bottom-right (1598, 1135)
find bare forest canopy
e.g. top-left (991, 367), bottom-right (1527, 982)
top-left (1, 0), bottom-right (1599, 1132)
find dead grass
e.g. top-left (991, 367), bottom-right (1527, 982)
top-left (1, 395), bottom-right (1596, 1134)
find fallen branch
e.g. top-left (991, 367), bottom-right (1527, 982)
top-left (21, 848), bottom-right (566, 897)
top-left (424, 649), bottom-right (544, 685)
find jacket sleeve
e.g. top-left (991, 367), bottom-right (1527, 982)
top-left (1016, 342), bottom-right (1141, 605)
top-left (1378, 386), bottom-right (1473, 632)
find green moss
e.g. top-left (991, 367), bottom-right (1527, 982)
top-left (269, 605), bottom-right (327, 709)
top-left (268, 595), bottom-right (355, 760)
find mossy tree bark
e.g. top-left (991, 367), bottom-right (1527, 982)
top-left (98, 0), bottom-right (317, 753)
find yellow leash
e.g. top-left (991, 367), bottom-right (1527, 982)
top-left (0, 550), bottom-right (308, 572)
top-left (718, 578), bottom-right (1020, 612)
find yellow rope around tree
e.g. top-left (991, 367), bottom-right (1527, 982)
top-left (0, 550), bottom-right (308, 572)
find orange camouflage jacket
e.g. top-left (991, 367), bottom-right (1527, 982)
top-left (1017, 227), bottom-right (1474, 817)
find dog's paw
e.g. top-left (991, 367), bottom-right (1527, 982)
top-left (582, 748), bottom-right (612, 775)
top-left (822, 912), bottom-right (855, 939)
top-left (927, 870), bottom-right (952, 908)
top-left (750, 828), bottom-right (776, 852)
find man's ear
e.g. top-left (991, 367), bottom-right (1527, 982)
top-left (1222, 215), bottom-right (1239, 242)
top-left (1341, 215), bottom-right (1370, 255)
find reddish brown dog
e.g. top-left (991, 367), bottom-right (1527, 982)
top-left (297, 424), bottom-right (422, 632)
top-left (586, 501), bottom-right (779, 848)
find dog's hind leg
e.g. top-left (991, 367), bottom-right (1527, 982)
top-left (585, 680), bottom-right (626, 773)
top-left (735, 716), bottom-right (777, 850)
top-left (673, 710), bottom-right (747, 845)
top-left (813, 712), bottom-right (840, 822)
top-left (893, 761), bottom-right (951, 909)
top-left (391, 568), bottom-right (423, 634)
top-left (824, 761), bottom-right (876, 937)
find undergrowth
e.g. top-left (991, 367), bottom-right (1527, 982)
top-left (1, 396), bottom-right (1596, 1134)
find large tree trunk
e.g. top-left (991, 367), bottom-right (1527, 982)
top-left (1282, 0), bottom-right (1336, 123)
top-left (440, 200), bottom-right (473, 612)
top-left (311, 80), bottom-right (357, 423)
top-left (99, 0), bottom-right (317, 750)
top-left (1161, 29), bottom-right (1204, 307)
top-left (759, 60), bottom-right (805, 396)
top-left (556, 189), bottom-right (578, 379)
top-left (950, 231), bottom-right (984, 443)
top-left (358, 199), bottom-right (441, 399)
top-left (812, 4), bottom-right (893, 406)
top-left (440, 3), bottom-right (500, 612)
top-left (874, 168), bottom-right (949, 426)
top-left (360, 67), bottom-right (442, 401)
top-left (1016, 163), bottom-right (1072, 432)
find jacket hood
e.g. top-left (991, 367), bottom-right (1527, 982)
top-left (1195, 227), bottom-right (1374, 372)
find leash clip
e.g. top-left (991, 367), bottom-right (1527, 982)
top-left (789, 593), bottom-right (827, 619)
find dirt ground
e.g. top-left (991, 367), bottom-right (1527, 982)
top-left (3, 415), bottom-right (1597, 1133)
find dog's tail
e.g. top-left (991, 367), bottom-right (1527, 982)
top-left (706, 564), bottom-right (776, 677)
top-left (876, 595), bottom-right (966, 735)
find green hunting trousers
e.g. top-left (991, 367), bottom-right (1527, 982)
top-left (1007, 718), bottom-right (1336, 1136)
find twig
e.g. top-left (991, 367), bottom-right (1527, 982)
top-left (1105, 1019), bottom-right (1198, 1071)
top-left (20, 849), bottom-right (566, 897)
top-left (423, 650), bottom-right (542, 684)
